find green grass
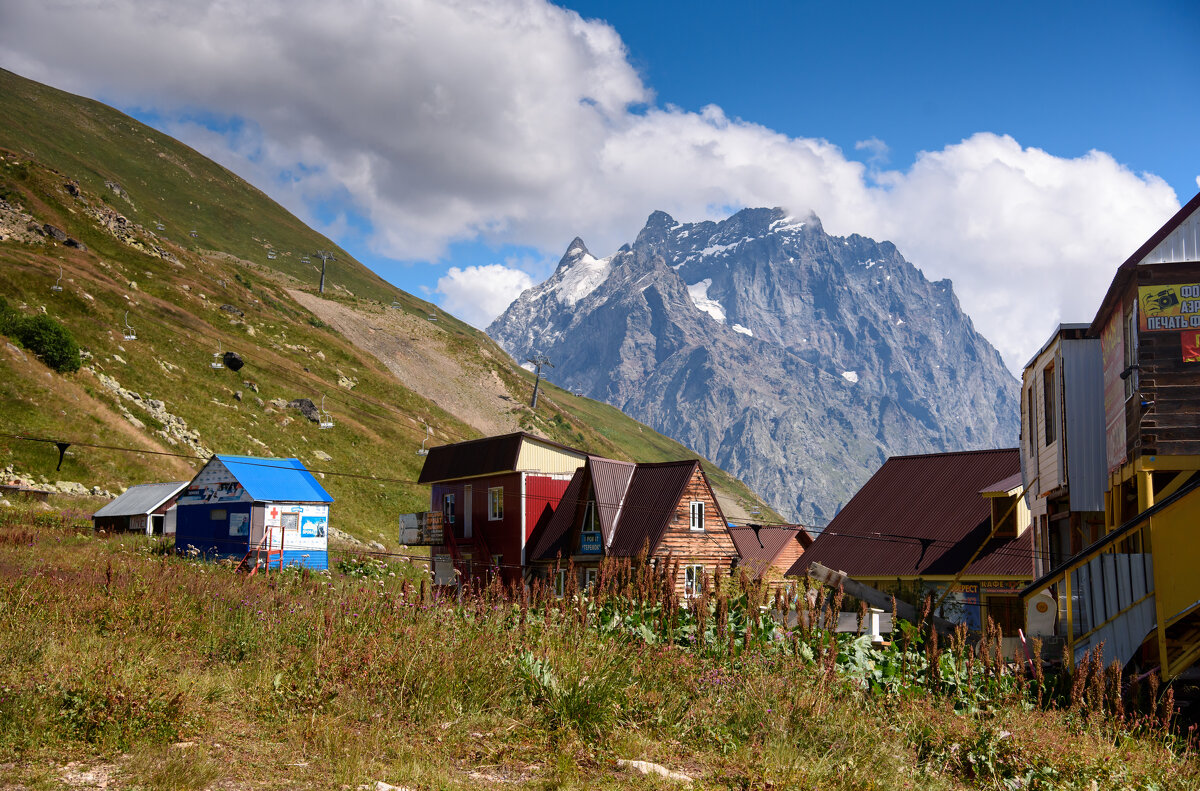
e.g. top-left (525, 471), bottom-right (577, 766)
top-left (0, 67), bottom-right (778, 542)
top-left (0, 509), bottom-right (1195, 790)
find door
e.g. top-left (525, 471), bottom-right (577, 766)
top-left (464, 485), bottom-right (473, 539)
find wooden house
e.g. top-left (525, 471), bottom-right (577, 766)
top-left (408, 432), bottom-right (587, 586)
top-left (1020, 324), bottom-right (1106, 576)
top-left (92, 480), bottom-right (188, 535)
top-left (729, 525), bottom-right (813, 584)
top-left (788, 449), bottom-right (1034, 632)
top-left (174, 455), bottom-right (333, 570)
top-left (525, 456), bottom-right (739, 596)
top-left (1089, 190), bottom-right (1200, 527)
top-left (1020, 190), bottom-right (1200, 678)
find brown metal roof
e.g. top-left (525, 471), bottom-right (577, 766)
top-left (416, 431), bottom-right (585, 484)
top-left (589, 457), bottom-right (637, 546)
top-left (1089, 190), bottom-right (1200, 337)
top-left (527, 458), bottom-right (724, 561)
top-left (608, 461), bottom-right (700, 556)
top-left (787, 448), bottom-right (1030, 579)
top-left (729, 524), bottom-right (812, 568)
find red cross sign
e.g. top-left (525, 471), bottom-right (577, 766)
top-left (270, 507), bottom-right (279, 518)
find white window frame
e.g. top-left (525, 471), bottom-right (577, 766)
top-left (689, 500), bottom-right (705, 531)
top-left (488, 487), bottom-right (504, 521)
top-left (583, 567), bottom-right (598, 590)
top-left (443, 493), bottom-right (455, 525)
top-left (583, 500), bottom-right (597, 532)
top-left (553, 569), bottom-right (566, 598)
top-left (684, 564), bottom-right (705, 597)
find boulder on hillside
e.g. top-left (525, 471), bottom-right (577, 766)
top-left (287, 398), bottom-right (319, 422)
top-left (222, 351), bottom-right (244, 371)
top-left (42, 223), bottom-right (67, 241)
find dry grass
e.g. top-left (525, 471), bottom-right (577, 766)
top-left (0, 508), bottom-right (1196, 790)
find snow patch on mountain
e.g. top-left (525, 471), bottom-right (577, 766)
top-left (842, 371), bottom-right (859, 383)
top-left (555, 251), bottom-right (611, 306)
top-left (687, 279), bottom-right (726, 323)
top-left (732, 323), bottom-right (753, 337)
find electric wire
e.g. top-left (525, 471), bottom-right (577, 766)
top-left (2, 430), bottom-right (1040, 564)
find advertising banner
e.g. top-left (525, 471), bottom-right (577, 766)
top-left (1139, 284), bottom-right (1200, 331)
top-left (580, 531), bottom-right (602, 554)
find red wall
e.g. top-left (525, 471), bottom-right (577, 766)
top-left (430, 473), bottom-right (572, 582)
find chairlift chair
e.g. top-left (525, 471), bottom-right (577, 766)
top-left (300, 256), bottom-right (311, 264)
top-left (51, 265), bottom-right (63, 293)
top-left (389, 301), bottom-right (402, 310)
top-left (318, 395), bottom-right (334, 430)
top-left (416, 426), bottom-right (431, 456)
top-left (190, 229), bottom-right (198, 238)
top-left (211, 344), bottom-right (225, 370)
top-left (155, 222), bottom-right (165, 231)
top-left (122, 311), bottom-right (137, 341)
top-left (267, 250), bottom-right (277, 260)
top-left (427, 312), bottom-right (438, 322)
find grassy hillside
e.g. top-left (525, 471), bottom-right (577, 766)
top-left (0, 509), bottom-right (1195, 789)
top-left (0, 67), bottom-right (778, 544)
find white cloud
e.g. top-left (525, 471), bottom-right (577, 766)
top-left (0, 0), bottom-right (1182, 369)
top-left (436, 264), bottom-right (534, 328)
top-left (855, 137), bottom-right (890, 165)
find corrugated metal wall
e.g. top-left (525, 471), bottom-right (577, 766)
top-left (1141, 204), bottom-right (1200, 265)
top-left (1062, 338), bottom-right (1106, 511)
top-left (516, 442), bottom-right (587, 475)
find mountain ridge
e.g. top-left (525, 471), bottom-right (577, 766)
top-left (489, 206), bottom-right (1020, 522)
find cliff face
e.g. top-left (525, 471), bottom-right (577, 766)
top-left (489, 207), bottom-right (1019, 522)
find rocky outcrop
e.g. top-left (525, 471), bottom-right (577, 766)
top-left (91, 368), bottom-right (212, 457)
top-left (489, 208), bottom-right (1020, 522)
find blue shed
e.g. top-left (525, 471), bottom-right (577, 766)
top-left (174, 455), bottom-right (334, 570)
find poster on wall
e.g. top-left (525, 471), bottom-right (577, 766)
top-left (300, 516), bottom-right (327, 539)
top-left (1139, 284), bottom-right (1200, 331)
top-left (1101, 313), bottom-right (1127, 473)
top-left (1183, 331), bottom-right (1200, 363)
top-left (228, 512), bottom-right (249, 537)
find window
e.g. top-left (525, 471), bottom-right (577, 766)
top-left (209, 508), bottom-right (227, 521)
top-left (1025, 385), bottom-right (1036, 458)
top-left (1124, 305), bottom-right (1139, 400)
top-left (583, 500), bottom-right (598, 532)
top-left (583, 567), bottom-right (598, 590)
top-left (491, 553), bottom-right (503, 570)
top-left (684, 564), bottom-right (705, 597)
top-left (488, 487), bottom-right (504, 521)
top-left (689, 501), bottom-right (705, 531)
top-left (281, 513), bottom-right (299, 531)
top-left (553, 569), bottom-right (566, 598)
top-left (1042, 363), bottom-right (1056, 445)
top-left (442, 493), bottom-right (455, 524)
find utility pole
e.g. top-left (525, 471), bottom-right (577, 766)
top-left (527, 354), bottom-right (553, 409)
top-left (316, 250), bottom-right (335, 293)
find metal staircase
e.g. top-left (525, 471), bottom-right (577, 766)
top-left (1022, 477), bottom-right (1200, 679)
top-left (236, 525), bottom-right (283, 576)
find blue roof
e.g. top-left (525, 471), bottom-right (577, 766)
top-left (214, 455), bottom-right (333, 503)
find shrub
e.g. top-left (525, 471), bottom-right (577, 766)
top-left (10, 313), bottom-right (80, 372)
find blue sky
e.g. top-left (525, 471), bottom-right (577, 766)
top-left (561, 0), bottom-right (1198, 199)
top-left (1, 0), bottom-right (1196, 369)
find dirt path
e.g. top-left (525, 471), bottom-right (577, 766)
top-left (288, 290), bottom-right (522, 437)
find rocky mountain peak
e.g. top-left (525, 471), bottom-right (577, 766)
top-left (489, 209), bottom-right (1019, 521)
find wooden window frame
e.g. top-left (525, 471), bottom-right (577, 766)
top-left (553, 569), bottom-right (566, 598)
top-left (689, 501), bottom-right (705, 532)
